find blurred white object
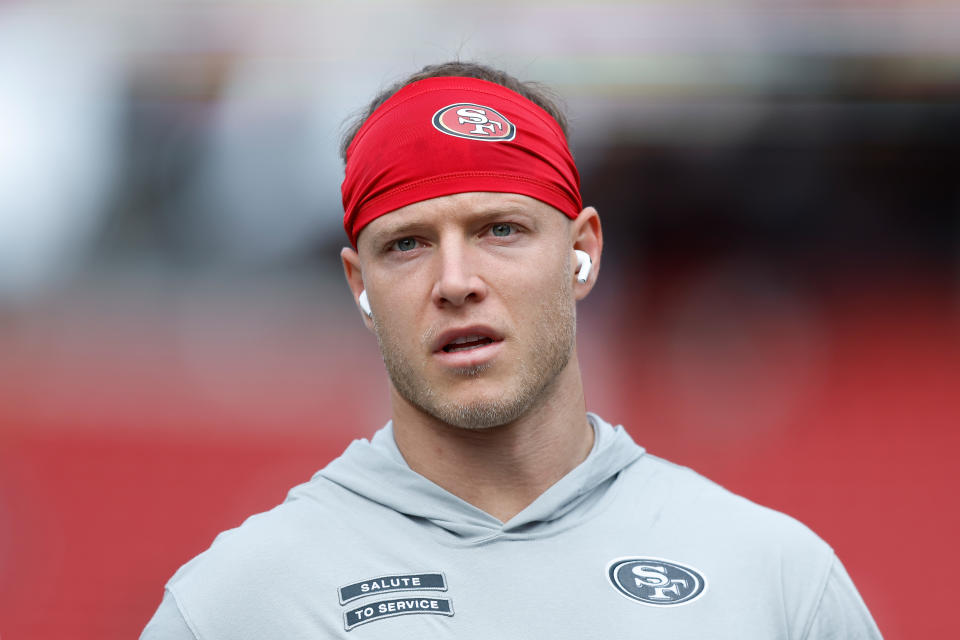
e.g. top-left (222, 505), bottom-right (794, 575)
top-left (0, 7), bottom-right (122, 301)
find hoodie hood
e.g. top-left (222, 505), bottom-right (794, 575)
top-left (315, 413), bottom-right (644, 543)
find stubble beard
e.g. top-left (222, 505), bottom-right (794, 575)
top-left (373, 277), bottom-right (577, 430)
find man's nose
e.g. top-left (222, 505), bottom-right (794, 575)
top-left (431, 242), bottom-right (488, 308)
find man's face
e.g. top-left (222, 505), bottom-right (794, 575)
top-left (349, 192), bottom-right (583, 430)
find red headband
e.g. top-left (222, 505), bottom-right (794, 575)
top-left (341, 76), bottom-right (582, 246)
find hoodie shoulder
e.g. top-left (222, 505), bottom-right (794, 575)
top-left (632, 453), bottom-right (832, 552)
top-left (170, 469), bottom-right (374, 578)
top-left (163, 473), bottom-right (373, 639)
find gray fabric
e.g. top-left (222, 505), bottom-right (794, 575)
top-left (140, 591), bottom-right (197, 640)
top-left (140, 413), bottom-right (882, 639)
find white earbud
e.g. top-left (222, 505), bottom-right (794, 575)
top-left (358, 289), bottom-right (372, 318)
top-left (574, 250), bottom-right (592, 284)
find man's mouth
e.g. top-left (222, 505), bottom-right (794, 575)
top-left (442, 335), bottom-right (495, 353)
top-left (432, 326), bottom-right (505, 363)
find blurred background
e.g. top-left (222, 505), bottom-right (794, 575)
top-left (0, 0), bottom-right (957, 637)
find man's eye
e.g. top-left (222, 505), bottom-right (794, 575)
top-left (392, 238), bottom-right (418, 252)
top-left (490, 223), bottom-right (514, 237)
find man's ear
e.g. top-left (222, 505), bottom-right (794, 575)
top-left (341, 246), bottom-right (375, 330)
top-left (570, 206), bottom-right (603, 300)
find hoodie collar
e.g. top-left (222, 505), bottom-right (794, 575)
top-left (317, 413), bottom-right (644, 542)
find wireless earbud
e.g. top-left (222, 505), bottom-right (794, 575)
top-left (358, 289), bottom-right (372, 318)
top-left (575, 250), bottom-right (592, 284)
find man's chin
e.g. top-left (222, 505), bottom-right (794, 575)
top-left (430, 400), bottom-right (526, 430)
top-left (417, 388), bottom-right (532, 430)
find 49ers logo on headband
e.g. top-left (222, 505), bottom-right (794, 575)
top-left (432, 103), bottom-right (516, 141)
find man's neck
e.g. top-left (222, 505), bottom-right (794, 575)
top-left (390, 357), bottom-right (594, 523)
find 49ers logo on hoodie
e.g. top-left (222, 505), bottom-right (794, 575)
top-left (432, 103), bottom-right (516, 141)
top-left (607, 557), bottom-right (707, 607)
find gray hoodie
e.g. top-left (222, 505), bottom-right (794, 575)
top-left (141, 413), bottom-right (881, 639)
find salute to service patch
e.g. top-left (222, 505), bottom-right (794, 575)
top-left (337, 571), bottom-right (454, 631)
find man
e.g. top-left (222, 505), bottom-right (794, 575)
top-left (141, 61), bottom-right (882, 639)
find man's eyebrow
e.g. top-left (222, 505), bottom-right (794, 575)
top-left (457, 204), bottom-right (540, 228)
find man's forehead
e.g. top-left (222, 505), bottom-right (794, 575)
top-left (359, 192), bottom-right (565, 245)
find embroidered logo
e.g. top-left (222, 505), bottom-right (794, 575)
top-left (432, 103), bottom-right (516, 141)
top-left (338, 572), bottom-right (447, 604)
top-left (607, 557), bottom-right (707, 606)
top-left (344, 597), bottom-right (454, 630)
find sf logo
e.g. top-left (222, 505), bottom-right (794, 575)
top-left (632, 564), bottom-right (689, 600)
top-left (433, 102), bottom-right (516, 141)
top-left (455, 107), bottom-right (504, 136)
top-left (608, 557), bottom-right (707, 606)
